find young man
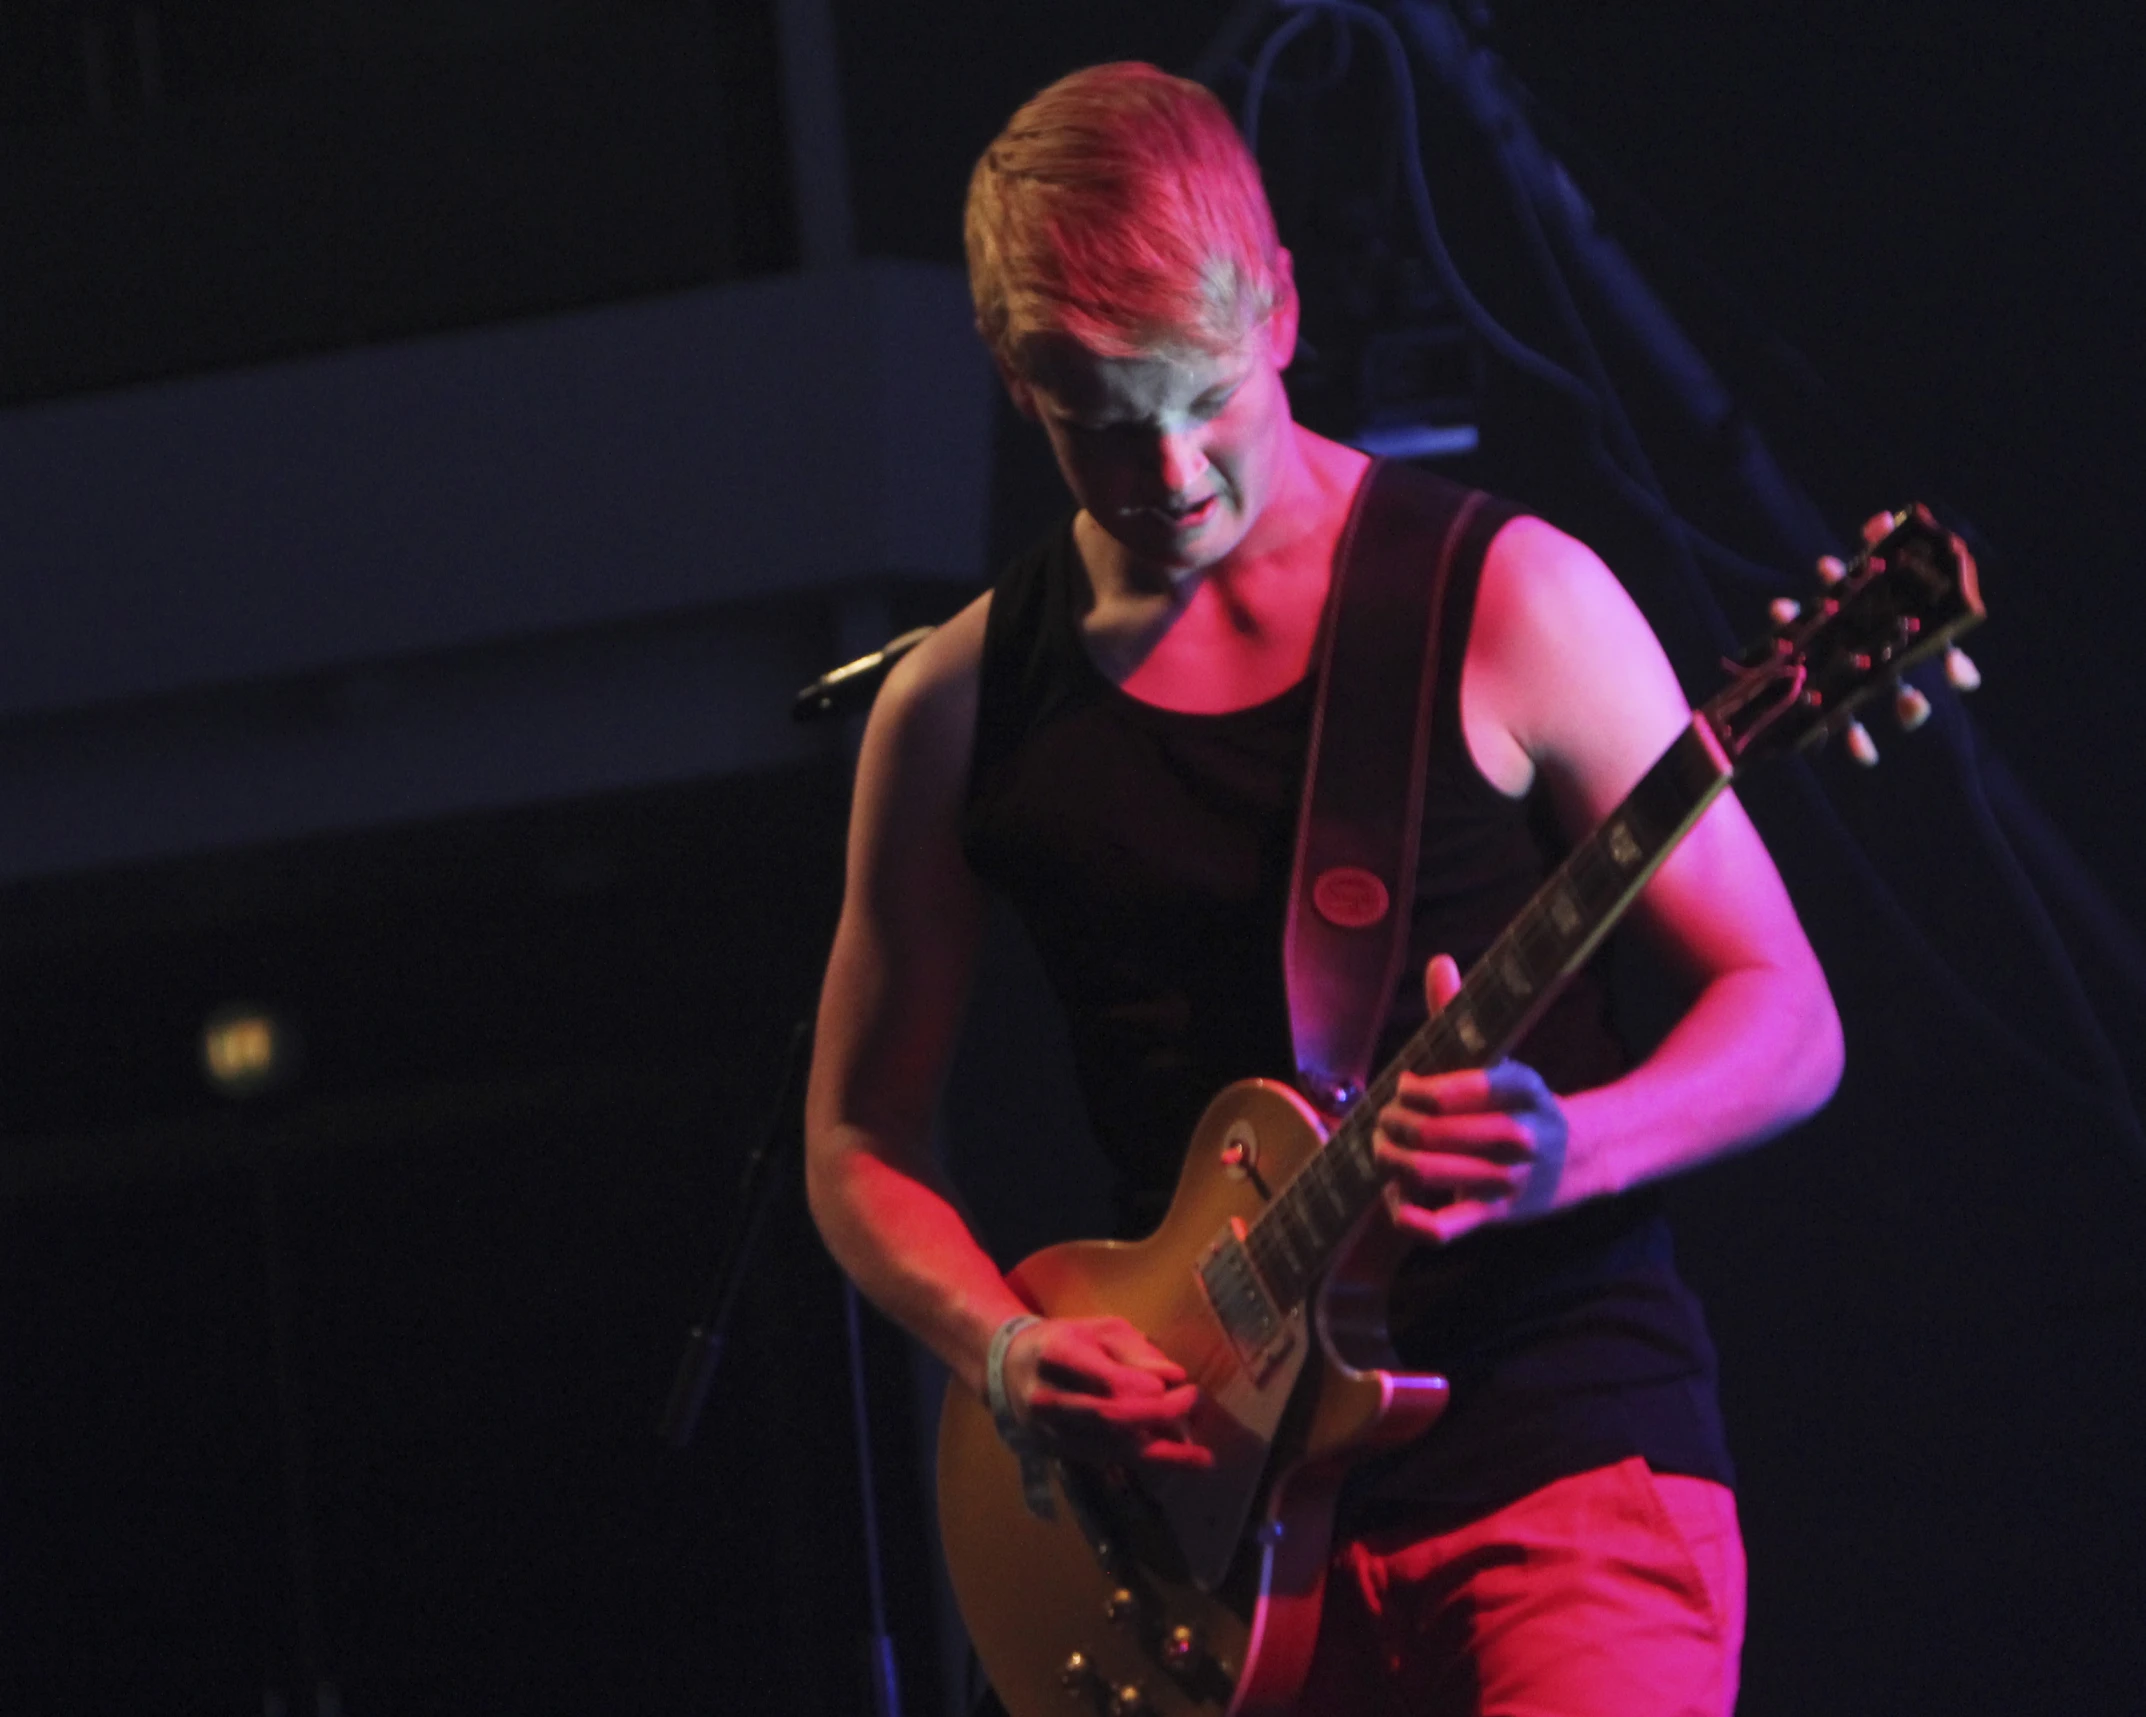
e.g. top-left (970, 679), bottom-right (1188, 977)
top-left (805, 62), bottom-right (1842, 1716)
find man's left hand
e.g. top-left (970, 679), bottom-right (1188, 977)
top-left (1373, 953), bottom-right (1570, 1244)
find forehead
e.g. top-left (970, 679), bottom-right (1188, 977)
top-left (1021, 333), bottom-right (1254, 422)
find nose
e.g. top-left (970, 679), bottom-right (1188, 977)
top-left (1156, 429), bottom-right (1208, 500)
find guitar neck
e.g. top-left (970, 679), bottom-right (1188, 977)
top-left (1239, 716), bottom-right (1736, 1314)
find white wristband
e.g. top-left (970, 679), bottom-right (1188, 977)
top-left (984, 1313), bottom-right (1054, 1521)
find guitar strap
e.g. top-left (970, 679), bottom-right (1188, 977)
top-left (1284, 460), bottom-right (1514, 1110)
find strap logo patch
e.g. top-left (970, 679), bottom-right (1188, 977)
top-left (1312, 866), bottom-right (1390, 929)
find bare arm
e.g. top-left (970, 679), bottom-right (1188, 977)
top-left (803, 599), bottom-right (1013, 1386)
top-left (803, 597), bottom-right (1208, 1464)
top-left (1377, 517), bottom-right (1844, 1240)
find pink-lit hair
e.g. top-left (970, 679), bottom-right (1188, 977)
top-left (965, 63), bottom-right (1288, 374)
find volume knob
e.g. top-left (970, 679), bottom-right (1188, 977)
top-left (1110, 1686), bottom-right (1152, 1717)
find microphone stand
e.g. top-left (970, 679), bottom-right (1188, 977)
top-left (661, 626), bottom-right (940, 1717)
top-left (655, 1020), bottom-right (813, 1451)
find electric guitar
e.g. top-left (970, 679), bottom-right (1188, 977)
top-left (937, 508), bottom-right (1983, 1717)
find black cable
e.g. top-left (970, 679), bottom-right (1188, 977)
top-left (1245, 2), bottom-right (1801, 619)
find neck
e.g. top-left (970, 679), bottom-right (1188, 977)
top-left (1075, 432), bottom-right (1371, 709)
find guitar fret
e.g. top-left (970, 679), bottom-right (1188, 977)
top-left (1410, 1016), bottom-right (1464, 1079)
top-left (1312, 1152), bottom-right (1355, 1221)
top-left (1329, 1127), bottom-right (1376, 1206)
top-left (1448, 1004), bottom-right (1487, 1057)
top-left (1275, 1194), bottom-right (1316, 1281)
top-left (1297, 1174), bottom-right (1334, 1238)
top-left (1571, 839), bottom-right (1624, 913)
top-left (1496, 946), bottom-right (1534, 1001)
top-left (1516, 904), bottom-right (1568, 969)
top-left (1340, 1123), bottom-right (1375, 1181)
top-left (1546, 880), bottom-right (1582, 937)
top-left (1296, 1150), bottom-right (1347, 1227)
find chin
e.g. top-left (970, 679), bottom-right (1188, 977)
top-left (1130, 513), bottom-right (1241, 568)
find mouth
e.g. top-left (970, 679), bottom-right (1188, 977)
top-left (1144, 494), bottom-right (1218, 530)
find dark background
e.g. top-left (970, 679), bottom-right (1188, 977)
top-left (3, 3), bottom-right (2141, 1713)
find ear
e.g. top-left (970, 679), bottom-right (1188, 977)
top-left (989, 341), bottom-right (1041, 421)
top-left (1264, 248), bottom-right (1302, 370)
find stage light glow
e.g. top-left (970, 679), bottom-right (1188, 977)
top-left (1346, 421), bottom-right (1480, 460)
top-left (201, 1004), bottom-right (296, 1098)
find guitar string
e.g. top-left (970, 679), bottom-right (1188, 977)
top-left (1243, 783), bottom-right (1683, 1308)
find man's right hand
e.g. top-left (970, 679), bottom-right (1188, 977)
top-left (1000, 1315), bottom-right (1215, 1470)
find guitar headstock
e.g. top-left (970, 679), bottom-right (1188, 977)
top-left (1703, 504), bottom-right (1985, 769)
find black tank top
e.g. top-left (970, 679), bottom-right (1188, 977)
top-left (961, 507), bottom-right (1733, 1527)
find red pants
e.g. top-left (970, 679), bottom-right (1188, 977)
top-left (1297, 1458), bottom-right (1746, 1717)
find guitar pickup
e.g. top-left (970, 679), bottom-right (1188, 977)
top-left (1196, 1224), bottom-right (1291, 1380)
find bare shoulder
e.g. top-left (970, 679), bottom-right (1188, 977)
top-left (839, 590), bottom-right (997, 932)
top-left (1464, 514), bottom-right (1692, 823)
top-left (1474, 515), bottom-right (1665, 668)
top-left (821, 591), bottom-right (996, 1103)
top-left (878, 591), bottom-right (991, 722)
top-left (812, 593), bottom-right (996, 1159)
top-left (859, 591), bottom-right (993, 785)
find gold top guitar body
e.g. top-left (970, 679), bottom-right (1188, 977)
top-left (939, 1078), bottom-right (1444, 1716)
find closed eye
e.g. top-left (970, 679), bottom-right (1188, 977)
top-left (1191, 381), bottom-right (1242, 420)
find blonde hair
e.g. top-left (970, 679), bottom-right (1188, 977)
top-left (965, 63), bottom-right (1287, 373)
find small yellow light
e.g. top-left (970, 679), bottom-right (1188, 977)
top-left (201, 1005), bottom-right (294, 1098)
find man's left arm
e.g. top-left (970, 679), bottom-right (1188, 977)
top-left (1377, 517), bottom-right (1844, 1244)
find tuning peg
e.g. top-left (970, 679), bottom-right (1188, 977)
top-left (1894, 684), bottom-right (1933, 731)
top-left (1944, 647), bottom-right (1982, 692)
top-left (1860, 511), bottom-right (1897, 545)
top-left (1843, 719), bottom-right (1879, 766)
top-left (1816, 555), bottom-right (1848, 586)
top-left (1769, 597), bottom-right (1802, 627)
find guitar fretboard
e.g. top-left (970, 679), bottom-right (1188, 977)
top-left (1240, 717), bottom-right (1735, 1314)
